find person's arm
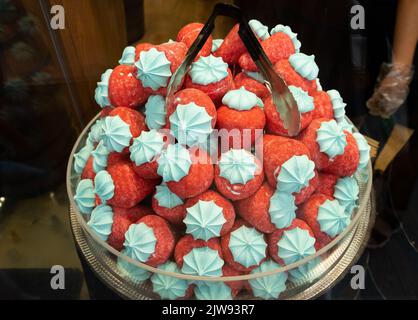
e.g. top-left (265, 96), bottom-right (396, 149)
top-left (367, 0), bottom-right (417, 118)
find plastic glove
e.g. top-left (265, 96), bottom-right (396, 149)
top-left (367, 62), bottom-right (414, 118)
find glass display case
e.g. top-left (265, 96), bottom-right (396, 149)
top-left (1, 0), bottom-right (417, 300)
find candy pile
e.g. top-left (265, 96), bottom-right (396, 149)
top-left (72, 20), bottom-right (371, 300)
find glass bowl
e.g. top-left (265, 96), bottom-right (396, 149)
top-left (67, 114), bottom-right (374, 300)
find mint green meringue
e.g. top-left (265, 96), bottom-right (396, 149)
top-left (117, 251), bottom-right (151, 283)
top-left (135, 48), bottom-right (172, 90)
top-left (87, 204), bottom-right (114, 241)
top-left (317, 199), bottom-right (351, 237)
top-left (353, 132), bottom-right (370, 169)
top-left (269, 191), bottom-right (297, 229)
top-left (334, 177), bottom-right (359, 215)
top-left (130, 129), bottom-right (165, 166)
top-left (229, 225), bottom-right (267, 268)
top-left (169, 102), bottom-right (213, 147)
top-left (94, 69), bottom-right (113, 108)
top-left (211, 39), bottom-right (223, 53)
top-left (288, 85), bottom-right (314, 113)
top-left (339, 118), bottom-right (354, 133)
top-left (248, 260), bottom-right (288, 300)
top-left (151, 261), bottom-right (189, 300)
top-left (157, 143), bottom-right (192, 182)
top-left (123, 222), bottom-right (157, 263)
top-left (277, 227), bottom-right (316, 265)
top-left (102, 115), bottom-right (132, 153)
top-left (154, 183), bottom-right (184, 209)
top-left (189, 55), bottom-right (228, 85)
top-left (315, 78), bottom-right (323, 91)
top-left (249, 19), bottom-right (270, 40)
top-left (195, 281), bottom-right (233, 300)
top-left (94, 170), bottom-right (114, 203)
top-left (289, 53), bottom-right (319, 81)
top-left (218, 149), bottom-right (257, 185)
top-left (74, 179), bottom-right (96, 214)
top-left (92, 140), bottom-right (110, 173)
top-left (316, 120), bottom-right (347, 158)
top-left (222, 86), bottom-right (264, 111)
top-left (270, 24), bottom-right (301, 52)
top-left (118, 46), bottom-right (136, 65)
top-left (144, 95), bottom-right (167, 129)
top-left (327, 89), bottom-right (346, 123)
top-left (181, 247), bottom-right (224, 277)
top-left (244, 70), bottom-right (265, 83)
top-left (87, 119), bottom-right (105, 146)
top-left (184, 200), bottom-right (226, 241)
top-left (289, 257), bottom-right (320, 283)
top-left (276, 155), bottom-right (315, 193)
top-left (74, 143), bottom-right (93, 174)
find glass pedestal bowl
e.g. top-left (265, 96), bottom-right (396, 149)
top-left (67, 114), bottom-right (374, 300)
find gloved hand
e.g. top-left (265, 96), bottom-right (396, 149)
top-left (367, 62), bottom-right (414, 118)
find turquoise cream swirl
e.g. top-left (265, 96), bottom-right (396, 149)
top-left (248, 260), bottom-right (288, 300)
top-left (277, 227), bottom-right (316, 265)
top-left (218, 149), bottom-right (257, 185)
top-left (222, 87), bottom-right (264, 111)
top-left (276, 155), bottom-right (315, 193)
top-left (135, 48), bottom-right (172, 90)
top-left (316, 119), bottom-right (347, 158)
top-left (157, 143), bottom-right (192, 182)
top-left (189, 55), bottom-right (228, 85)
top-left (289, 53), bottom-right (319, 80)
top-left (87, 204), bottom-right (114, 241)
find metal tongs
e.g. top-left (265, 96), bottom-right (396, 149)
top-left (166, 3), bottom-right (301, 136)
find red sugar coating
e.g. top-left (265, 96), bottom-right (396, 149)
top-left (311, 91), bottom-right (334, 120)
top-left (108, 65), bottom-right (150, 108)
top-left (268, 218), bottom-right (317, 265)
top-left (263, 135), bottom-right (311, 188)
top-left (176, 23), bottom-right (212, 59)
top-left (166, 88), bottom-right (217, 129)
top-left (174, 235), bottom-right (223, 268)
top-left (234, 72), bottom-right (270, 100)
top-left (221, 219), bottom-right (267, 272)
top-left (297, 193), bottom-right (334, 249)
top-left (167, 147), bottom-right (214, 199)
top-left (155, 41), bottom-right (188, 77)
top-left (107, 205), bottom-right (153, 251)
top-left (109, 107), bottom-right (147, 139)
top-left (214, 155), bottom-right (264, 201)
top-left (108, 152), bottom-right (129, 167)
top-left (222, 264), bottom-right (245, 296)
top-left (213, 24), bottom-right (247, 65)
top-left (235, 182), bottom-right (276, 234)
top-left (264, 95), bottom-right (313, 136)
top-left (184, 190), bottom-right (236, 237)
top-left (185, 69), bottom-right (234, 106)
top-left (152, 190), bottom-right (186, 226)
top-left (294, 170), bottom-right (319, 205)
top-left (81, 156), bottom-right (95, 180)
top-left (299, 118), bottom-right (360, 175)
top-left (106, 161), bottom-right (160, 208)
top-left (274, 59), bottom-right (317, 95)
top-left (100, 107), bottom-right (114, 118)
top-left (315, 172), bottom-right (339, 198)
top-left (135, 42), bottom-right (153, 60)
top-left (239, 32), bottom-right (295, 72)
top-left (137, 215), bottom-right (175, 267)
top-left (132, 159), bottom-right (160, 179)
top-left (216, 105), bottom-right (266, 147)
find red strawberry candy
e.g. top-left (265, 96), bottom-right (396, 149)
top-left (185, 55), bottom-right (234, 106)
top-left (183, 190), bottom-right (236, 240)
top-left (216, 87), bottom-right (265, 147)
top-left (214, 149), bottom-right (265, 201)
top-left (108, 65), bottom-right (150, 108)
top-left (268, 218), bottom-right (317, 265)
top-left (234, 72), bottom-right (270, 100)
top-left (299, 118), bottom-right (359, 175)
top-left (123, 215), bottom-right (175, 267)
top-left (274, 59), bottom-right (317, 95)
top-left (109, 107), bottom-right (147, 139)
top-left (239, 32), bottom-right (295, 72)
top-left (213, 24), bottom-right (247, 65)
top-left (176, 23), bottom-right (212, 59)
top-left (221, 220), bottom-right (268, 272)
top-left (108, 205), bottom-right (153, 251)
top-left (94, 161), bottom-right (159, 209)
top-left (235, 182), bottom-right (276, 233)
top-left (82, 151), bottom-right (127, 180)
top-left (174, 234), bottom-right (223, 268)
top-left (222, 264), bottom-right (246, 296)
top-left (315, 172), bottom-right (339, 198)
top-left (134, 42), bottom-right (153, 60)
top-left (152, 183), bottom-right (186, 226)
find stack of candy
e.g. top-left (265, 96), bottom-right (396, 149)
top-left (72, 19), bottom-right (371, 300)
